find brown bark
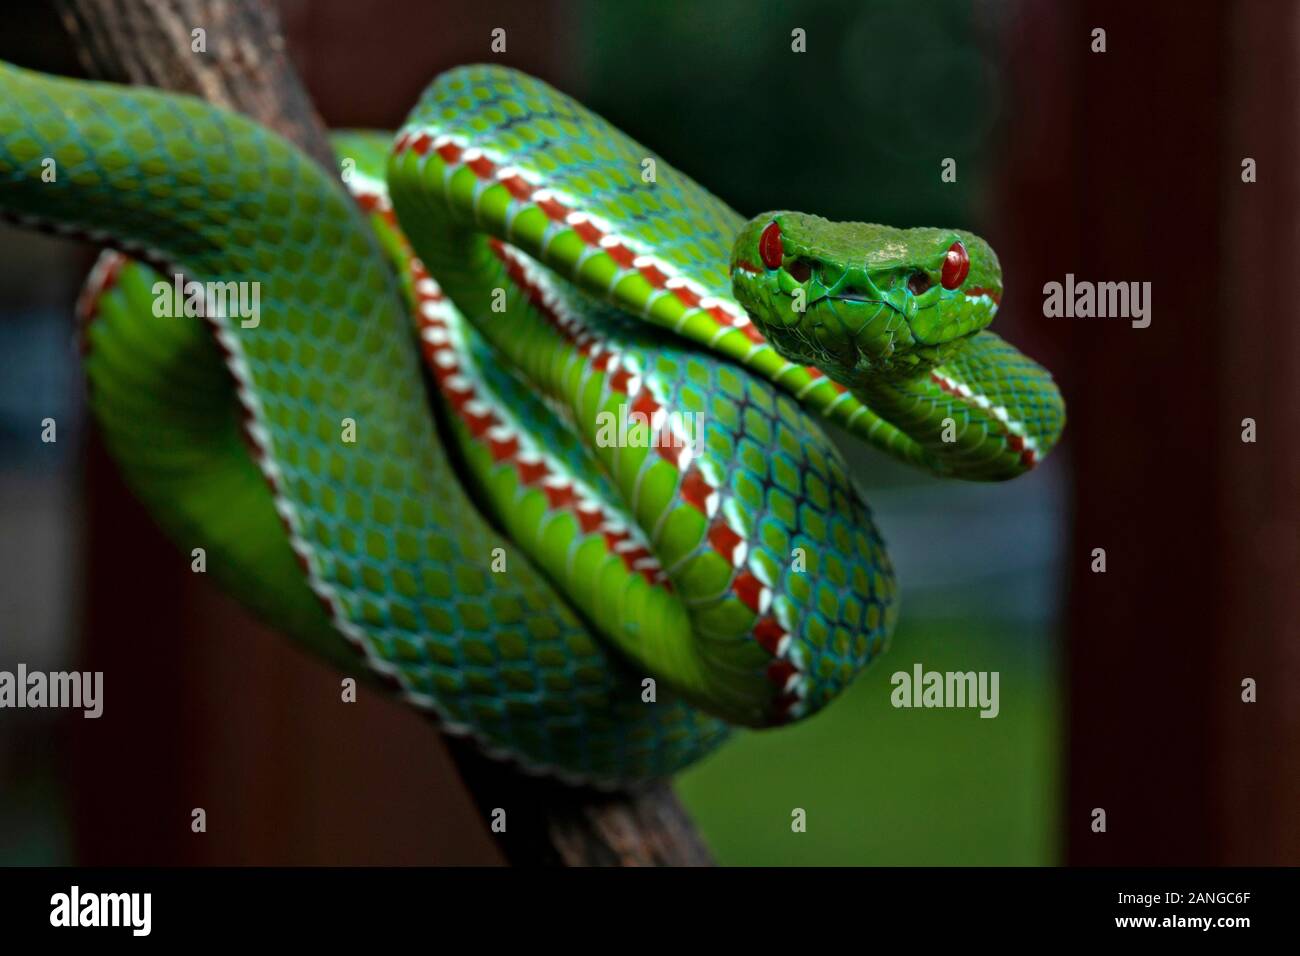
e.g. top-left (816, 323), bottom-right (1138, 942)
top-left (59, 0), bottom-right (334, 169)
top-left (56, 0), bottom-right (712, 867)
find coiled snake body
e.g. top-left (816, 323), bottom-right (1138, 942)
top-left (0, 63), bottom-right (1063, 784)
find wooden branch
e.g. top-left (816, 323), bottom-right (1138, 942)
top-left (444, 739), bottom-right (714, 866)
top-left (54, 0), bottom-right (713, 867)
top-left (58, 0), bottom-right (335, 169)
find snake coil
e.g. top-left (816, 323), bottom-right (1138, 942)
top-left (0, 63), bottom-right (1063, 784)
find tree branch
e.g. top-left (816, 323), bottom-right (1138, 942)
top-left (54, 0), bottom-right (713, 867)
top-left (59, 0), bottom-right (335, 169)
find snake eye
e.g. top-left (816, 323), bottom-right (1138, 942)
top-left (907, 271), bottom-right (931, 295)
top-left (787, 259), bottom-right (812, 283)
top-left (941, 241), bottom-right (970, 290)
top-left (759, 221), bottom-right (783, 269)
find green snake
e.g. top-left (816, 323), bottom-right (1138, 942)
top-left (0, 62), bottom-right (1063, 785)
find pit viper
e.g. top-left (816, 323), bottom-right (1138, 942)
top-left (0, 62), bottom-right (1064, 785)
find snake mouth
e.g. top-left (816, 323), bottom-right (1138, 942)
top-left (809, 292), bottom-right (917, 332)
top-left (797, 294), bottom-right (976, 365)
top-left (809, 292), bottom-right (893, 309)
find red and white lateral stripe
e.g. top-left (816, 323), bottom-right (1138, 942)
top-left (394, 127), bottom-right (769, 348)
top-left (929, 369), bottom-right (1039, 469)
top-left (386, 136), bottom-right (814, 719)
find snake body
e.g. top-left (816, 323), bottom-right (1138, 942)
top-left (0, 63), bottom-right (1063, 784)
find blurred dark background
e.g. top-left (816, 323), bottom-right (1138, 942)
top-left (0, 0), bottom-right (1295, 865)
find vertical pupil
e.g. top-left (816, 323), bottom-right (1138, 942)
top-left (759, 221), bottom-right (783, 269)
top-left (941, 241), bottom-right (970, 289)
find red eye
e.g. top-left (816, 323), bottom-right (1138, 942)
top-left (941, 240), bottom-right (970, 290)
top-left (759, 221), bottom-right (784, 269)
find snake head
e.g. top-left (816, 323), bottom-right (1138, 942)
top-left (731, 212), bottom-right (1002, 385)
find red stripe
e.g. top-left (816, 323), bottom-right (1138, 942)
top-left (488, 432), bottom-right (520, 462)
top-left (572, 219), bottom-right (604, 244)
top-left (672, 286), bottom-right (702, 309)
top-left (766, 658), bottom-right (797, 690)
top-left (537, 195), bottom-right (570, 220)
top-left (707, 519), bottom-right (743, 563)
top-left (638, 261), bottom-right (669, 287)
top-left (631, 388), bottom-right (659, 420)
top-left (516, 457), bottom-right (548, 486)
top-left (576, 506), bottom-right (604, 534)
top-left (753, 617), bottom-right (786, 655)
top-left (467, 154), bottom-right (496, 177)
top-left (500, 174), bottom-right (534, 201)
top-left (609, 366), bottom-right (634, 393)
top-left (965, 285), bottom-right (1002, 305)
top-left (605, 243), bottom-right (635, 268)
top-left (733, 571), bottom-right (764, 613)
top-left (464, 406), bottom-right (496, 438)
top-left (708, 305), bottom-right (736, 327)
top-left (543, 482), bottom-right (576, 509)
top-left (679, 467), bottom-right (713, 513)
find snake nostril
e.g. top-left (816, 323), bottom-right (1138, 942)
top-left (907, 272), bottom-right (932, 295)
